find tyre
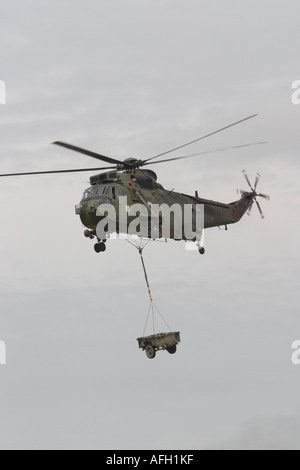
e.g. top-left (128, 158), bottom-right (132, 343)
top-left (145, 345), bottom-right (156, 359)
top-left (99, 242), bottom-right (106, 252)
top-left (94, 243), bottom-right (101, 253)
top-left (167, 345), bottom-right (177, 355)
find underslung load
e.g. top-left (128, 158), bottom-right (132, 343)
top-left (137, 331), bottom-right (181, 360)
top-left (135, 244), bottom-right (181, 359)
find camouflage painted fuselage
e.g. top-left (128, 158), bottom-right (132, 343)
top-left (75, 169), bottom-right (252, 240)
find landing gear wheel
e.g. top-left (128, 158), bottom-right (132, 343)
top-left (94, 243), bottom-right (101, 253)
top-left (94, 242), bottom-right (106, 253)
top-left (167, 345), bottom-right (177, 355)
top-left (145, 345), bottom-right (156, 359)
top-left (199, 247), bottom-right (205, 255)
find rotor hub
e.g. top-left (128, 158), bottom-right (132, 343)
top-left (118, 158), bottom-right (143, 170)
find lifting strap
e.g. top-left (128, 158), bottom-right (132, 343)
top-left (119, 234), bottom-right (172, 334)
top-left (138, 247), bottom-right (172, 335)
top-left (139, 248), bottom-right (153, 302)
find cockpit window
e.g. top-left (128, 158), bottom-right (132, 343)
top-left (103, 186), bottom-right (113, 198)
top-left (82, 184), bottom-right (127, 201)
top-left (83, 187), bottom-right (96, 199)
top-left (83, 185), bottom-right (105, 200)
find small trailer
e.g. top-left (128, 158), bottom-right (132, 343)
top-left (137, 331), bottom-right (181, 359)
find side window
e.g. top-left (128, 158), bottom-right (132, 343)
top-left (112, 187), bottom-right (120, 200)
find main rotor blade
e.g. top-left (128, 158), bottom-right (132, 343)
top-left (142, 141), bottom-right (267, 167)
top-left (144, 114), bottom-right (258, 163)
top-left (53, 141), bottom-right (123, 166)
top-left (0, 166), bottom-right (116, 177)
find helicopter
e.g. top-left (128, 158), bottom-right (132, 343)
top-left (0, 114), bottom-right (270, 254)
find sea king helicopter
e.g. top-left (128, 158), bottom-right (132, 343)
top-left (1, 114), bottom-right (270, 358)
top-left (0, 114), bottom-right (270, 255)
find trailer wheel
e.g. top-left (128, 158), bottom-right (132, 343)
top-left (145, 345), bottom-right (156, 359)
top-left (167, 345), bottom-right (177, 355)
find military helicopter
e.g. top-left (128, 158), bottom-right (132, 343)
top-left (0, 114), bottom-right (269, 254)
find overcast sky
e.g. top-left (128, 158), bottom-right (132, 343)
top-left (0, 0), bottom-right (300, 450)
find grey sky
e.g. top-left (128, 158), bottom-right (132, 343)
top-left (0, 0), bottom-right (300, 450)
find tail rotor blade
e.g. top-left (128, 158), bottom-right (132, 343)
top-left (238, 189), bottom-right (250, 195)
top-left (257, 193), bottom-right (270, 200)
top-left (255, 199), bottom-right (264, 219)
top-left (240, 170), bottom-right (269, 219)
top-left (247, 198), bottom-right (254, 215)
top-left (242, 169), bottom-right (254, 191)
top-left (254, 172), bottom-right (261, 190)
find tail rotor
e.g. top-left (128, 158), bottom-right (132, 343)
top-left (237, 170), bottom-right (270, 219)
